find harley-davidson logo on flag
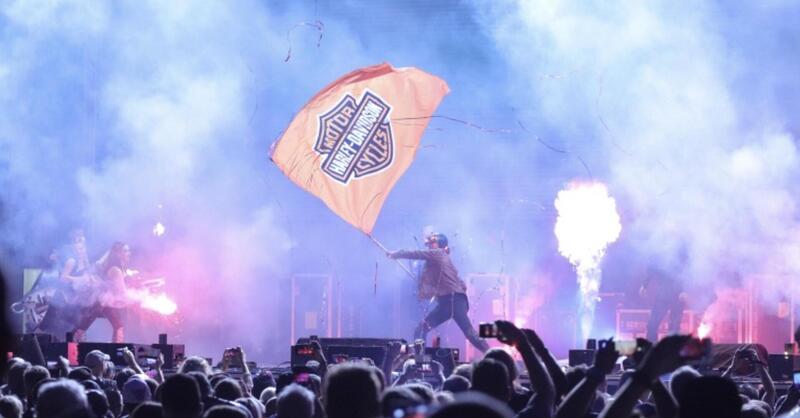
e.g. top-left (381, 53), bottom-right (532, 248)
top-left (314, 90), bottom-right (394, 184)
top-left (271, 63), bottom-right (449, 234)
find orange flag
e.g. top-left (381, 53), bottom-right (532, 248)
top-left (270, 63), bottom-right (449, 234)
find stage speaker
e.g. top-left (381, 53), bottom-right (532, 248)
top-left (11, 334), bottom-right (50, 366)
top-left (768, 354), bottom-right (799, 381)
top-left (569, 349), bottom-right (595, 367)
top-left (426, 347), bottom-right (459, 376)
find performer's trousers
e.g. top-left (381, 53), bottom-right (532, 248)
top-left (646, 297), bottom-right (684, 341)
top-left (414, 292), bottom-right (489, 353)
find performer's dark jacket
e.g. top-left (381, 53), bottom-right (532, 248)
top-left (392, 249), bottom-right (467, 299)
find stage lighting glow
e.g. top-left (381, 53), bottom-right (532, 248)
top-left (554, 181), bottom-right (621, 341)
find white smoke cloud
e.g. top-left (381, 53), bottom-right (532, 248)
top-left (483, 0), bottom-right (800, 314)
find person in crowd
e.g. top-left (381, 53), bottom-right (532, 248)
top-left (3, 361), bottom-right (30, 399)
top-left (214, 378), bottom-right (243, 401)
top-left (0, 395), bottom-right (24, 418)
top-left (276, 384), bottom-right (315, 418)
top-left (441, 375), bottom-right (470, 393)
top-left (36, 379), bottom-right (92, 418)
top-left (323, 364), bottom-right (382, 418)
top-left (161, 374), bottom-right (204, 418)
top-left (23, 365), bottom-right (50, 407)
top-left (87, 388), bottom-right (113, 418)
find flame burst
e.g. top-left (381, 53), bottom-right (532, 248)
top-left (554, 182), bottom-right (621, 341)
top-left (140, 292), bottom-right (178, 315)
top-left (697, 321), bottom-right (712, 339)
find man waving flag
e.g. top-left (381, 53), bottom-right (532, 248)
top-left (270, 63), bottom-right (449, 234)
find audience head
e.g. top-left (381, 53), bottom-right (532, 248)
top-left (428, 391), bottom-right (514, 418)
top-left (87, 389), bottom-right (111, 418)
top-left (85, 349), bottom-right (111, 377)
top-left (259, 387), bottom-right (276, 405)
top-left (324, 364), bottom-right (381, 418)
top-left (67, 366), bottom-right (94, 382)
top-left (741, 402), bottom-right (768, 418)
top-left (36, 379), bottom-right (90, 418)
top-left (122, 375), bottom-right (153, 410)
top-left (180, 356), bottom-right (212, 375)
top-left (276, 383), bottom-right (315, 418)
top-left (23, 365), bottom-right (50, 402)
top-left (105, 387), bottom-right (124, 418)
top-left (0, 395), bottom-right (23, 418)
top-left (452, 364), bottom-right (473, 381)
top-left (381, 386), bottom-right (424, 418)
top-left (214, 378), bottom-right (244, 401)
top-left (188, 371), bottom-right (213, 398)
top-left (161, 373), bottom-right (203, 418)
top-left (252, 372), bottom-right (276, 400)
top-left (484, 348), bottom-right (518, 382)
top-left (442, 375), bottom-right (470, 393)
top-left (677, 376), bottom-right (741, 418)
top-left (204, 405), bottom-right (249, 418)
top-left (237, 397), bottom-right (264, 418)
top-left (7, 361), bottom-right (31, 398)
top-left (132, 401), bottom-right (164, 418)
top-left (404, 382), bottom-right (436, 405)
top-left (115, 368), bottom-right (136, 391)
top-left (669, 365), bottom-right (701, 401)
top-left (470, 358), bottom-right (511, 402)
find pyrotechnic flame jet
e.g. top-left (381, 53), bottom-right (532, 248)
top-left (554, 182), bottom-right (621, 342)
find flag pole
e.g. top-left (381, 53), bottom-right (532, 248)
top-left (368, 234), bottom-right (417, 279)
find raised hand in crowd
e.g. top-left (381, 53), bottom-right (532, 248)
top-left (495, 320), bottom-right (556, 418)
top-left (556, 338), bottom-right (618, 418)
top-left (121, 347), bottom-right (144, 375)
top-left (522, 328), bottom-right (568, 399)
top-left (600, 334), bottom-right (690, 418)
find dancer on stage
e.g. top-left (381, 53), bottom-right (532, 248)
top-left (388, 232), bottom-right (489, 353)
top-left (74, 242), bottom-right (131, 343)
top-left (37, 229), bottom-right (93, 339)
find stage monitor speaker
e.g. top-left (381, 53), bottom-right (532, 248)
top-left (568, 349), bottom-right (595, 367)
top-left (294, 337), bottom-right (404, 367)
top-left (43, 342), bottom-right (79, 366)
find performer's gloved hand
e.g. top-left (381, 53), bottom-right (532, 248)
top-left (387, 250), bottom-right (399, 259)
